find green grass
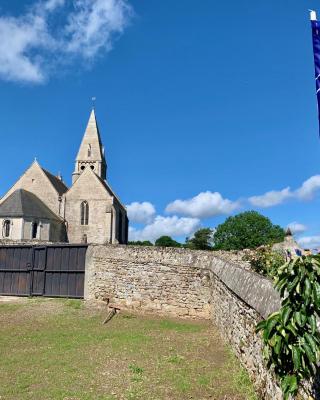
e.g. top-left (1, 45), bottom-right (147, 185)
top-left (157, 319), bottom-right (204, 332)
top-left (63, 298), bottom-right (84, 309)
top-left (0, 302), bottom-right (22, 312)
top-left (0, 299), bottom-right (257, 400)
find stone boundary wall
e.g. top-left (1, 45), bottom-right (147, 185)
top-left (85, 244), bottom-right (286, 399)
top-left (84, 244), bottom-right (281, 319)
top-left (209, 268), bottom-right (283, 399)
top-left (84, 245), bottom-right (213, 319)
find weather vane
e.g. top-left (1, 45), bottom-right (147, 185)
top-left (92, 97), bottom-right (96, 110)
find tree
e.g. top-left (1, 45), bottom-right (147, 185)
top-left (128, 240), bottom-right (153, 246)
top-left (155, 236), bottom-right (181, 248)
top-left (213, 211), bottom-right (285, 250)
top-left (185, 228), bottom-right (214, 250)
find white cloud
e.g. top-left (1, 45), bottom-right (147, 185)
top-left (43, 0), bottom-right (65, 11)
top-left (248, 175), bottom-right (320, 208)
top-left (295, 175), bottom-right (320, 200)
top-left (0, 8), bottom-right (49, 82)
top-left (65, 0), bottom-right (131, 58)
top-left (129, 216), bottom-right (200, 242)
top-left (0, 0), bottom-right (132, 83)
top-left (297, 235), bottom-right (320, 249)
top-left (287, 222), bottom-right (307, 234)
top-left (248, 187), bottom-right (292, 208)
top-left (165, 191), bottom-right (240, 218)
top-left (126, 201), bottom-right (156, 224)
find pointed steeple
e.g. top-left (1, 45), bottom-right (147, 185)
top-left (72, 109), bottom-right (107, 183)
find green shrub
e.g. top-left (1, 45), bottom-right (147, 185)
top-left (128, 240), bottom-right (153, 246)
top-left (243, 247), bottom-right (285, 277)
top-left (256, 256), bottom-right (320, 399)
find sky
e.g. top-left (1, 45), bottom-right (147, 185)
top-left (1, 0), bottom-right (320, 247)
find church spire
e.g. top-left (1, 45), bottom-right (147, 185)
top-left (72, 109), bottom-right (107, 184)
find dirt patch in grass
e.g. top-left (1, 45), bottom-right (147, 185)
top-left (0, 298), bottom-right (257, 400)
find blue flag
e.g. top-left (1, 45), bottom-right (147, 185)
top-left (311, 11), bottom-right (320, 130)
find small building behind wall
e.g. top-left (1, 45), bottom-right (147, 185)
top-left (0, 189), bottom-right (66, 242)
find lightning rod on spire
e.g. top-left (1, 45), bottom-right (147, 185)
top-left (92, 97), bottom-right (96, 110)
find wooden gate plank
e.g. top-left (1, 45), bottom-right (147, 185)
top-left (31, 247), bottom-right (47, 296)
top-left (0, 245), bottom-right (86, 298)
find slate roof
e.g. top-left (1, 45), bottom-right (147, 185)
top-left (41, 168), bottom-right (68, 195)
top-left (0, 189), bottom-right (61, 221)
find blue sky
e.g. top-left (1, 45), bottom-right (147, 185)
top-left (1, 0), bottom-right (320, 246)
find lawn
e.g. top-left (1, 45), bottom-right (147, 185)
top-left (0, 298), bottom-right (257, 400)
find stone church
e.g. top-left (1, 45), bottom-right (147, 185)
top-left (0, 110), bottom-right (128, 244)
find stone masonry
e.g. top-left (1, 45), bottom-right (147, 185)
top-left (85, 245), bottom-right (212, 319)
top-left (84, 244), bottom-right (319, 400)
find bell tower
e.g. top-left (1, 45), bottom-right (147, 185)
top-left (72, 109), bottom-right (107, 184)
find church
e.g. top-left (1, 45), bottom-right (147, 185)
top-left (0, 110), bottom-right (128, 245)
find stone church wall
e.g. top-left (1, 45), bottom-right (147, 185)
top-left (85, 245), bottom-right (319, 399)
top-left (65, 199), bottom-right (113, 244)
top-left (0, 218), bottom-right (65, 242)
top-left (22, 219), bottom-right (50, 240)
top-left (64, 168), bottom-right (115, 244)
top-left (0, 218), bottom-right (23, 240)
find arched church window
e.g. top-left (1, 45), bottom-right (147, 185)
top-left (3, 220), bottom-right (10, 238)
top-left (32, 222), bottom-right (38, 239)
top-left (90, 165), bottom-right (94, 170)
top-left (80, 165), bottom-right (85, 170)
top-left (88, 144), bottom-right (92, 157)
top-left (80, 201), bottom-right (89, 225)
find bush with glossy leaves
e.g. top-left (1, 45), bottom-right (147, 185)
top-left (256, 256), bottom-right (320, 399)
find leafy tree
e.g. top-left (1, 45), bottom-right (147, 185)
top-left (128, 240), bottom-right (153, 246)
top-left (155, 236), bottom-right (181, 248)
top-left (186, 228), bottom-right (214, 250)
top-left (213, 211), bottom-right (285, 250)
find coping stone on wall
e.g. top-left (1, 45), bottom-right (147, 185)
top-left (209, 256), bottom-right (281, 319)
top-left (85, 244), bottom-right (281, 320)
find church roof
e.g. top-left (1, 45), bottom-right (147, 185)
top-left (76, 109), bottom-right (106, 163)
top-left (41, 168), bottom-right (68, 196)
top-left (0, 189), bottom-right (61, 221)
top-left (96, 174), bottom-right (126, 210)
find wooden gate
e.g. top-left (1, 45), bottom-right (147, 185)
top-left (0, 245), bottom-right (87, 298)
